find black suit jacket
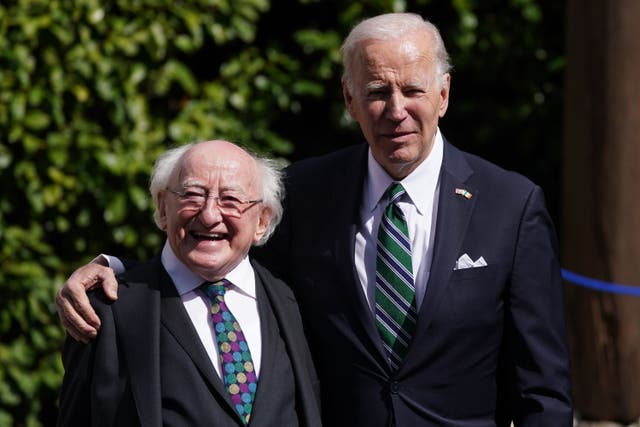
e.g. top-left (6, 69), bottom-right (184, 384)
top-left (254, 139), bottom-right (572, 426)
top-left (58, 257), bottom-right (321, 427)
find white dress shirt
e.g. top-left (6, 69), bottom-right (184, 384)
top-left (102, 241), bottom-right (262, 378)
top-left (354, 128), bottom-right (443, 312)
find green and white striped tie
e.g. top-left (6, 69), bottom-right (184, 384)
top-left (375, 182), bottom-right (417, 370)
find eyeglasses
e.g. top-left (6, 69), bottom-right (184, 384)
top-left (166, 187), bottom-right (263, 218)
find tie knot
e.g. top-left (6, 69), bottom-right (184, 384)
top-left (201, 279), bottom-right (230, 299)
top-left (386, 182), bottom-right (406, 204)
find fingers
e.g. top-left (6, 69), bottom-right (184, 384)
top-left (55, 263), bottom-right (120, 342)
top-left (56, 287), bottom-right (97, 343)
top-left (100, 269), bottom-right (119, 301)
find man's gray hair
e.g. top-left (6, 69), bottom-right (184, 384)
top-left (340, 13), bottom-right (452, 91)
top-left (149, 142), bottom-right (284, 246)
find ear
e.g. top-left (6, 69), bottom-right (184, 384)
top-left (157, 190), bottom-right (168, 230)
top-left (438, 73), bottom-right (451, 118)
top-left (252, 206), bottom-right (271, 244)
top-left (342, 78), bottom-right (357, 120)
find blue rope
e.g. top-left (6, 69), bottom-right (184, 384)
top-left (561, 268), bottom-right (640, 296)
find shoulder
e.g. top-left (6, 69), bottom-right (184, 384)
top-left (285, 143), bottom-right (367, 181)
top-left (281, 144), bottom-right (368, 209)
top-left (454, 144), bottom-right (535, 189)
top-left (116, 256), bottom-right (163, 289)
top-left (87, 288), bottom-right (117, 314)
top-left (250, 258), bottom-right (299, 305)
top-left (250, 259), bottom-right (309, 337)
top-left (85, 257), bottom-right (162, 314)
top-left (252, 259), bottom-right (291, 290)
top-left (446, 141), bottom-right (540, 202)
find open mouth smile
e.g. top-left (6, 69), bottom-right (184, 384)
top-left (190, 231), bottom-right (226, 241)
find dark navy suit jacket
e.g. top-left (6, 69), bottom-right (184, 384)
top-left (58, 257), bottom-right (321, 427)
top-left (254, 139), bottom-right (573, 426)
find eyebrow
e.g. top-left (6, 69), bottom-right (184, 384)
top-left (404, 82), bottom-right (427, 89)
top-left (364, 81), bottom-right (429, 91)
top-left (180, 181), bottom-right (246, 195)
top-left (180, 180), bottom-right (206, 188)
top-left (365, 82), bottom-right (388, 91)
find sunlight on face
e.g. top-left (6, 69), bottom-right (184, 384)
top-left (344, 32), bottom-right (450, 180)
top-left (158, 141), bottom-right (268, 281)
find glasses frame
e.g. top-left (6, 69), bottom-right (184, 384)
top-left (166, 188), bottom-right (263, 218)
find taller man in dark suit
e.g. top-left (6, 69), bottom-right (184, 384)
top-left (57, 140), bottom-right (321, 426)
top-left (56, 13), bottom-right (572, 426)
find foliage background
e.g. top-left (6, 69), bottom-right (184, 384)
top-left (0, 0), bottom-right (564, 425)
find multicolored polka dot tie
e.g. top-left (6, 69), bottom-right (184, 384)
top-left (375, 182), bottom-right (417, 370)
top-left (201, 280), bottom-right (258, 425)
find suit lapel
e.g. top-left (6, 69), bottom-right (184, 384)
top-left (251, 270), bottom-right (277, 423)
top-left (411, 140), bottom-right (477, 344)
top-left (252, 261), bottom-right (322, 427)
top-left (331, 144), bottom-right (391, 367)
top-left (157, 270), bottom-right (234, 412)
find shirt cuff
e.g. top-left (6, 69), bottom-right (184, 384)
top-left (92, 254), bottom-right (126, 275)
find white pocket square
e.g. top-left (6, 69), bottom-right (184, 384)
top-left (453, 254), bottom-right (487, 270)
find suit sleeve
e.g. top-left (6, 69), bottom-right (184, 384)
top-left (57, 333), bottom-right (94, 426)
top-left (57, 292), bottom-right (125, 427)
top-left (507, 185), bottom-right (573, 425)
top-left (120, 258), bottom-right (143, 270)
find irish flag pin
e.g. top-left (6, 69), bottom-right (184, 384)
top-left (455, 188), bottom-right (472, 199)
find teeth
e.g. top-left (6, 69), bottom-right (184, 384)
top-left (192, 232), bottom-right (224, 240)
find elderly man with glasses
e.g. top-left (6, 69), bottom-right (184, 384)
top-left (57, 12), bottom-right (572, 426)
top-left (57, 140), bottom-right (321, 427)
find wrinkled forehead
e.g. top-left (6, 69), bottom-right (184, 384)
top-left (173, 147), bottom-right (260, 191)
top-left (352, 40), bottom-right (436, 89)
top-left (359, 28), bottom-right (435, 58)
top-left (361, 36), bottom-right (435, 66)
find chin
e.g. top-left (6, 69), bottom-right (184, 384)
top-left (186, 252), bottom-right (226, 270)
top-left (191, 264), bottom-right (228, 281)
top-left (387, 150), bottom-right (418, 165)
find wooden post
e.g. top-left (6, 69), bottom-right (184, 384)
top-left (563, 0), bottom-right (640, 421)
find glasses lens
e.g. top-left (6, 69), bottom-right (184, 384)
top-left (171, 188), bottom-right (255, 217)
top-left (218, 198), bottom-right (241, 216)
top-left (178, 189), bottom-right (206, 209)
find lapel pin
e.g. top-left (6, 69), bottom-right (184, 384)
top-left (455, 188), bottom-right (473, 199)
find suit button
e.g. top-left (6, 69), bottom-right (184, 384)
top-left (390, 381), bottom-right (399, 394)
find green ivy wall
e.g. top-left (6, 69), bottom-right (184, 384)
top-left (0, 0), bottom-right (563, 424)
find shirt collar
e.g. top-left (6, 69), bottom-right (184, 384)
top-left (161, 240), bottom-right (256, 299)
top-left (365, 127), bottom-right (444, 215)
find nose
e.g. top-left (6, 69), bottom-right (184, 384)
top-left (198, 196), bottom-right (223, 225)
top-left (385, 92), bottom-right (408, 121)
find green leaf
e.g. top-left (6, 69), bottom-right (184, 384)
top-left (104, 192), bottom-right (127, 224)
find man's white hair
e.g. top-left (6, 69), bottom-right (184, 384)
top-left (340, 12), bottom-right (452, 91)
top-left (148, 142), bottom-right (284, 246)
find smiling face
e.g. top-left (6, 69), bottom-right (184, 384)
top-left (156, 141), bottom-right (269, 281)
top-left (343, 31), bottom-right (450, 180)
